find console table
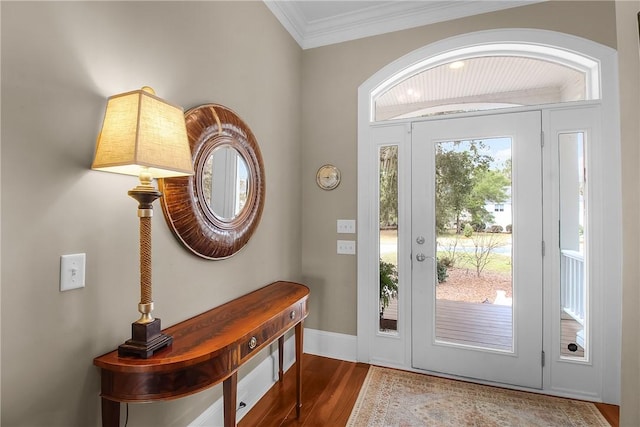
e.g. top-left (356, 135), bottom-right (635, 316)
top-left (94, 281), bottom-right (309, 427)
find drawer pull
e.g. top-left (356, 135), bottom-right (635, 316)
top-left (290, 311), bottom-right (296, 320)
top-left (248, 336), bottom-right (257, 350)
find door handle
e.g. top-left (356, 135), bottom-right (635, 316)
top-left (416, 253), bottom-right (426, 262)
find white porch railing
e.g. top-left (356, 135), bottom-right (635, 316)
top-left (561, 249), bottom-right (585, 326)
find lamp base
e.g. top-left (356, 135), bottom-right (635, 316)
top-left (118, 318), bottom-right (173, 358)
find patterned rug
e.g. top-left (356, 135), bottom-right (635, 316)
top-left (347, 366), bottom-right (610, 426)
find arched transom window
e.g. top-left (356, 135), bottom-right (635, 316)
top-left (372, 44), bottom-right (600, 121)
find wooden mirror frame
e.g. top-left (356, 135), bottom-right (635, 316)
top-left (159, 104), bottom-right (265, 260)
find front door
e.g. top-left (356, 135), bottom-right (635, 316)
top-left (411, 111), bottom-right (543, 388)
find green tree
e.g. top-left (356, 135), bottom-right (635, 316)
top-left (379, 146), bottom-right (398, 228)
top-left (435, 141), bottom-right (491, 233)
top-left (502, 158), bottom-right (512, 181)
top-left (467, 168), bottom-right (510, 228)
top-left (378, 141), bottom-right (509, 235)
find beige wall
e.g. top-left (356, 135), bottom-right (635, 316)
top-left (1, 2), bottom-right (302, 426)
top-left (617, 1), bottom-right (640, 426)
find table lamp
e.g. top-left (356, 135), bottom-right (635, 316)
top-left (92, 86), bottom-right (194, 358)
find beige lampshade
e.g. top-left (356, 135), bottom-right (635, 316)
top-left (92, 87), bottom-right (194, 178)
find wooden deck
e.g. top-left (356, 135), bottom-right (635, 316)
top-left (380, 299), bottom-right (513, 350)
top-left (561, 316), bottom-right (585, 357)
top-left (435, 299), bottom-right (513, 351)
top-left (381, 298), bottom-right (585, 355)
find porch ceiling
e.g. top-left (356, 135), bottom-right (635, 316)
top-left (375, 56), bottom-right (585, 120)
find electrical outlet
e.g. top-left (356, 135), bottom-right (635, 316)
top-left (337, 219), bottom-right (356, 234)
top-left (60, 253), bottom-right (86, 291)
top-left (337, 240), bottom-right (356, 255)
top-left (237, 388), bottom-right (249, 412)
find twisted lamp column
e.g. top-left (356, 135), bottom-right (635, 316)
top-left (118, 171), bottom-right (173, 358)
top-left (138, 210), bottom-right (154, 321)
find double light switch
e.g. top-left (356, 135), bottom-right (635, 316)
top-left (337, 219), bottom-right (356, 255)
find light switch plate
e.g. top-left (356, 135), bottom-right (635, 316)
top-left (337, 219), bottom-right (356, 234)
top-left (60, 253), bottom-right (86, 291)
top-left (337, 240), bottom-right (356, 255)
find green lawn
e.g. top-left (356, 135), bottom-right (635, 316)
top-left (437, 231), bottom-right (511, 246)
top-left (379, 229), bottom-right (512, 274)
top-left (381, 250), bottom-right (511, 274)
top-left (437, 250), bottom-right (512, 274)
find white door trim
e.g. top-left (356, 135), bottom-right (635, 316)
top-left (357, 28), bottom-right (621, 403)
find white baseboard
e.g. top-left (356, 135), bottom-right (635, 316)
top-left (188, 328), bottom-right (356, 426)
top-left (303, 328), bottom-right (357, 362)
top-left (188, 336), bottom-right (297, 426)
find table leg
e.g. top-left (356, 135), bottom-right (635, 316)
top-left (278, 335), bottom-right (284, 382)
top-left (101, 397), bottom-right (120, 427)
top-left (223, 372), bottom-right (238, 427)
top-left (295, 321), bottom-right (304, 418)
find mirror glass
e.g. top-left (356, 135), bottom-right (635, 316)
top-left (202, 145), bottom-right (250, 221)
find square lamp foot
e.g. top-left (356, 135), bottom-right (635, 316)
top-left (118, 318), bottom-right (172, 358)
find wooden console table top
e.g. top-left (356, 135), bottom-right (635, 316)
top-left (94, 281), bottom-right (309, 426)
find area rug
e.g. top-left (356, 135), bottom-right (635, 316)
top-left (347, 366), bottom-right (610, 426)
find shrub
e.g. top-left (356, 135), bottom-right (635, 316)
top-left (437, 237), bottom-right (459, 268)
top-left (471, 221), bottom-right (486, 232)
top-left (463, 223), bottom-right (474, 238)
top-left (437, 258), bottom-right (448, 283)
top-left (464, 232), bottom-right (504, 277)
top-left (487, 224), bottom-right (503, 233)
top-left (379, 260), bottom-right (398, 315)
top-left (506, 224), bottom-right (512, 233)
top-left (439, 256), bottom-right (454, 268)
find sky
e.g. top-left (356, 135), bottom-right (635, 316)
top-left (440, 137), bottom-right (512, 170)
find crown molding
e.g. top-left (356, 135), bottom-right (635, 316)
top-left (264, 0), bottom-right (307, 48)
top-left (264, 1), bottom-right (543, 50)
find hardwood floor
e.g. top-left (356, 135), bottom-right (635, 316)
top-left (239, 354), bottom-right (368, 426)
top-left (240, 354), bottom-right (619, 426)
top-left (596, 402), bottom-right (620, 427)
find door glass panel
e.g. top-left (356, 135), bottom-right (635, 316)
top-left (559, 132), bottom-right (588, 360)
top-left (379, 145), bottom-right (399, 333)
top-left (435, 138), bottom-right (513, 351)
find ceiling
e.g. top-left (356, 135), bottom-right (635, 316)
top-left (264, 1), bottom-right (543, 50)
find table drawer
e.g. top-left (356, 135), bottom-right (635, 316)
top-left (240, 301), bottom-right (305, 361)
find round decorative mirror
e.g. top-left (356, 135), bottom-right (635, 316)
top-left (159, 104), bottom-right (265, 259)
